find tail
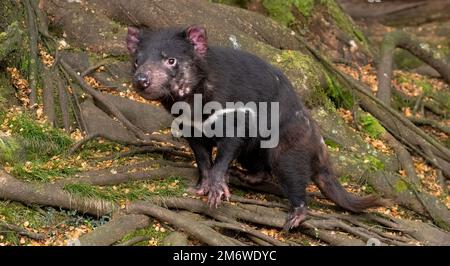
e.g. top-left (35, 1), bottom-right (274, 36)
top-left (312, 172), bottom-right (389, 212)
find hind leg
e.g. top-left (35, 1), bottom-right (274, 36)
top-left (271, 150), bottom-right (312, 230)
top-left (231, 150), bottom-right (272, 185)
top-left (228, 167), bottom-right (272, 185)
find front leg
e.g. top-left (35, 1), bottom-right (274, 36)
top-left (208, 138), bottom-right (244, 207)
top-left (186, 137), bottom-right (213, 195)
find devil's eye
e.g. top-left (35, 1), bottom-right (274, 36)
top-left (167, 58), bottom-right (177, 66)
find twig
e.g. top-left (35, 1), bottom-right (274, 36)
top-left (68, 133), bottom-right (100, 155)
top-left (81, 61), bottom-right (109, 77)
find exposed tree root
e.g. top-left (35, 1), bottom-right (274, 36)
top-left (0, 23), bottom-right (23, 61)
top-left (0, 170), bottom-right (116, 217)
top-left (59, 60), bottom-right (167, 144)
top-left (59, 166), bottom-right (198, 187)
top-left (229, 195), bottom-right (289, 209)
top-left (127, 201), bottom-right (242, 246)
top-left (408, 116), bottom-right (450, 136)
top-left (23, 0), bottom-right (39, 106)
top-left (97, 145), bottom-right (192, 162)
top-left (202, 220), bottom-right (288, 246)
top-left (306, 43), bottom-right (450, 229)
top-left (75, 214), bottom-right (149, 246)
top-left (377, 30), bottom-right (450, 105)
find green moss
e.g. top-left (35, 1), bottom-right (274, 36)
top-left (262, 0), bottom-right (296, 27)
top-left (395, 180), bottom-right (408, 193)
top-left (364, 155), bottom-right (385, 171)
top-left (320, 0), bottom-right (371, 54)
top-left (293, 0), bottom-right (315, 17)
top-left (324, 73), bottom-right (354, 109)
top-left (339, 175), bottom-right (350, 183)
top-left (356, 113), bottom-right (386, 139)
top-left (394, 50), bottom-right (423, 70)
top-left (273, 50), bottom-right (322, 88)
top-left (324, 138), bottom-right (341, 149)
top-left (363, 184), bottom-right (376, 194)
top-left (262, 0), bottom-right (315, 27)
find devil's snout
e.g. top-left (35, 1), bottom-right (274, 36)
top-left (134, 72), bottom-right (150, 89)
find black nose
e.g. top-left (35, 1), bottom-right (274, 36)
top-left (134, 73), bottom-right (150, 89)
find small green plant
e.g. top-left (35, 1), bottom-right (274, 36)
top-left (6, 112), bottom-right (72, 160)
top-left (11, 161), bottom-right (78, 182)
top-left (357, 113), bottom-right (386, 139)
top-left (325, 73), bottom-right (354, 109)
top-left (0, 137), bottom-right (19, 163)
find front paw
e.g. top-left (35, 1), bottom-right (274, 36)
top-left (207, 179), bottom-right (230, 208)
top-left (188, 177), bottom-right (211, 196)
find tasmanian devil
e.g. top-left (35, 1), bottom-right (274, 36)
top-left (126, 25), bottom-right (387, 229)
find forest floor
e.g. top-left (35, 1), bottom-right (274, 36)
top-left (1, 48), bottom-right (449, 246)
top-left (1, 1), bottom-right (450, 246)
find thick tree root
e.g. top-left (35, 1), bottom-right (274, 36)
top-left (127, 201), bottom-right (242, 246)
top-left (74, 214), bottom-right (149, 246)
top-left (0, 170), bottom-right (116, 217)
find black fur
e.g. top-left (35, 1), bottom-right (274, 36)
top-left (127, 26), bottom-right (387, 229)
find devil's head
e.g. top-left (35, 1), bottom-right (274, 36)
top-left (126, 26), bottom-right (208, 100)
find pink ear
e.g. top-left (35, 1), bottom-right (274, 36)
top-left (126, 26), bottom-right (141, 55)
top-left (186, 26), bottom-right (208, 57)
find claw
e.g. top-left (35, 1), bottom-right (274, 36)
top-left (282, 204), bottom-right (307, 231)
top-left (206, 179), bottom-right (230, 208)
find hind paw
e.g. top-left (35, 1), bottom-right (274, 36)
top-left (283, 204), bottom-right (307, 231)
